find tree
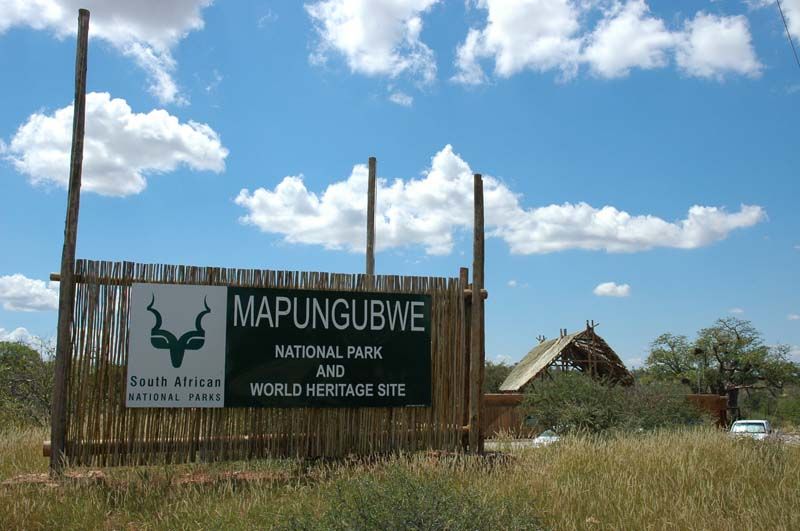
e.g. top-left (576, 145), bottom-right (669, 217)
top-left (642, 318), bottom-right (799, 420)
top-left (0, 341), bottom-right (54, 426)
top-left (643, 333), bottom-right (695, 384)
top-left (483, 360), bottom-right (514, 393)
top-left (694, 318), bottom-right (798, 416)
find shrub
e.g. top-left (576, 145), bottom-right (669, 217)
top-left (522, 372), bottom-right (707, 434)
top-left (0, 341), bottom-right (53, 427)
top-left (483, 360), bottom-right (514, 393)
top-left (280, 461), bottom-right (540, 530)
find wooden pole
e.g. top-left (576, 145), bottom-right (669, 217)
top-left (50, 8), bottom-right (90, 475)
top-left (469, 174), bottom-right (485, 453)
top-left (365, 156), bottom-right (376, 279)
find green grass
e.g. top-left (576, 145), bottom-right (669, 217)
top-left (1, 428), bottom-right (798, 530)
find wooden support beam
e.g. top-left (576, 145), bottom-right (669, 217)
top-left (463, 288), bottom-right (488, 300)
top-left (365, 156), bottom-right (376, 280)
top-left (469, 174), bottom-right (485, 454)
top-left (483, 393), bottom-right (524, 407)
top-left (50, 8), bottom-right (90, 476)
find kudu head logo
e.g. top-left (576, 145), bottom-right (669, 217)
top-left (146, 294), bottom-right (211, 368)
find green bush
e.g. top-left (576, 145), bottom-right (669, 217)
top-left (483, 360), bottom-right (514, 393)
top-left (522, 372), bottom-right (708, 434)
top-left (281, 462), bottom-right (540, 531)
top-left (0, 341), bottom-right (53, 427)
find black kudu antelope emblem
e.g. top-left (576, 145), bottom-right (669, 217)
top-left (146, 294), bottom-right (211, 368)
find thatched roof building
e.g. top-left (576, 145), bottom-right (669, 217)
top-left (499, 324), bottom-right (633, 392)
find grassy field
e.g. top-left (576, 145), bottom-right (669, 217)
top-left (1, 428), bottom-right (799, 530)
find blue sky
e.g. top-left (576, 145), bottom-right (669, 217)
top-left (0, 0), bottom-right (798, 367)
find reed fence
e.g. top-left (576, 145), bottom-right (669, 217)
top-left (61, 259), bottom-right (467, 466)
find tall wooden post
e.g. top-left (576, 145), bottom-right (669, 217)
top-left (50, 8), bottom-right (90, 475)
top-left (365, 156), bottom-right (376, 279)
top-left (469, 174), bottom-right (485, 453)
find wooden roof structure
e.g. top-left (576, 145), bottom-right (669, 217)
top-left (499, 324), bottom-right (633, 391)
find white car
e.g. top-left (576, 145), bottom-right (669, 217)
top-left (729, 420), bottom-right (773, 440)
top-left (532, 429), bottom-right (560, 447)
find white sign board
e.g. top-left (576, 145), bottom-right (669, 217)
top-left (127, 283), bottom-right (227, 407)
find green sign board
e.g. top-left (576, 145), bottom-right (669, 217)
top-left (126, 283), bottom-right (432, 408)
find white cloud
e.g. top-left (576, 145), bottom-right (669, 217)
top-left (306, 0), bottom-right (438, 83)
top-left (0, 327), bottom-right (53, 353)
top-left (495, 202), bottom-right (766, 254)
top-left (0, 274), bottom-right (59, 311)
top-left (583, 0), bottom-right (675, 78)
top-left (205, 68), bottom-right (223, 94)
top-left (729, 307), bottom-right (745, 314)
top-left (453, 0), bottom-right (582, 84)
top-left (236, 144), bottom-right (517, 255)
top-left (507, 279), bottom-right (517, 287)
top-left (257, 8), bottom-right (278, 29)
top-left (749, 0), bottom-right (800, 41)
top-left (0, 327), bottom-right (37, 344)
top-left (122, 42), bottom-right (186, 105)
top-left (0, 0), bottom-right (213, 104)
top-left (783, 0), bottom-right (800, 41)
top-left (593, 282), bottom-right (631, 297)
top-left (388, 91), bottom-right (413, 107)
top-left (676, 12), bottom-right (762, 80)
top-left (788, 314), bottom-right (800, 321)
top-left (4, 92), bottom-right (228, 196)
top-left (452, 28), bottom-right (488, 85)
top-left (493, 354), bottom-right (513, 364)
top-left (236, 144), bottom-right (766, 255)
top-left (454, 1), bottom-right (762, 83)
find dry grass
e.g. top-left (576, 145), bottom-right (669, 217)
top-left (1, 427), bottom-right (798, 530)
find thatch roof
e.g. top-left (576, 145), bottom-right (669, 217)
top-left (499, 329), bottom-right (632, 392)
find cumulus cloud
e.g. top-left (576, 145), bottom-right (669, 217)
top-left (749, 0), bottom-right (800, 41)
top-left (0, 274), bottom-right (59, 311)
top-left (0, 327), bottom-right (37, 344)
top-left (729, 307), bottom-right (745, 314)
top-left (593, 282), bottom-right (631, 297)
top-left (453, 0), bottom-right (762, 83)
top-left (306, 0), bottom-right (438, 83)
top-left (236, 145), bottom-right (517, 255)
top-left (583, 0), bottom-right (675, 78)
top-left (783, 0), bottom-right (800, 41)
top-left (4, 92), bottom-right (228, 196)
top-left (495, 202), bottom-right (766, 254)
top-left (236, 144), bottom-right (766, 256)
top-left (452, 0), bottom-right (582, 84)
top-left (0, 0), bottom-right (213, 104)
top-left (676, 12), bottom-right (762, 80)
top-left (789, 314), bottom-right (800, 321)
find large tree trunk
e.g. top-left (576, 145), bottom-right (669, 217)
top-left (726, 388), bottom-right (740, 421)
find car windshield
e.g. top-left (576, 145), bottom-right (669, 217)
top-left (731, 423), bottom-right (766, 433)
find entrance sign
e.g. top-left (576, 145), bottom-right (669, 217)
top-left (127, 284), bottom-right (227, 407)
top-left (126, 283), bottom-right (432, 408)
